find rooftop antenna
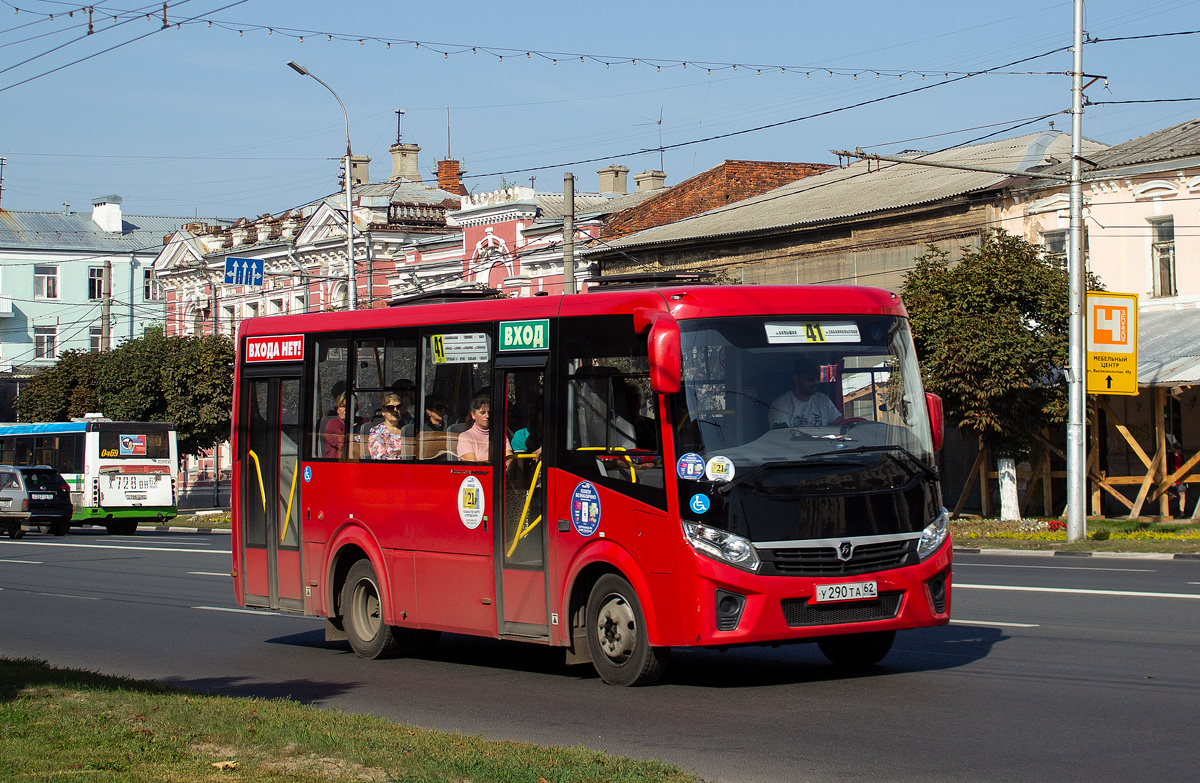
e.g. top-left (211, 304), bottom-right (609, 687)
top-left (636, 107), bottom-right (665, 171)
top-left (529, 175), bottom-right (536, 189)
top-left (446, 105), bottom-right (452, 159)
top-left (395, 108), bottom-right (405, 143)
top-left (0, 156), bottom-right (6, 209)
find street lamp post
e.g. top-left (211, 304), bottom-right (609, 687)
top-left (287, 60), bottom-right (356, 310)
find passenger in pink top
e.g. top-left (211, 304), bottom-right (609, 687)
top-left (456, 389), bottom-right (512, 463)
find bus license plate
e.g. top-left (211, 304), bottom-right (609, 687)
top-left (815, 581), bottom-right (878, 603)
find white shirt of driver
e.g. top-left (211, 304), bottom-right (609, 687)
top-left (769, 391), bottom-right (841, 427)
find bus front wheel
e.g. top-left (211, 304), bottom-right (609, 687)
top-left (585, 574), bottom-right (668, 686)
top-left (341, 560), bottom-right (405, 659)
top-left (817, 630), bottom-right (895, 668)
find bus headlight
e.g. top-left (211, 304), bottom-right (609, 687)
top-left (683, 521), bottom-right (760, 572)
top-left (916, 509), bottom-right (950, 560)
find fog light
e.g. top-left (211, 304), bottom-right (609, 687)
top-left (715, 589), bottom-right (746, 631)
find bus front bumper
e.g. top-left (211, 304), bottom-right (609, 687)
top-left (674, 539), bottom-right (952, 648)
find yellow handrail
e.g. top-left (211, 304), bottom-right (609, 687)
top-left (506, 459), bottom-right (543, 558)
top-left (247, 449), bottom-right (267, 512)
top-left (577, 446), bottom-right (637, 483)
top-left (280, 461), bottom-right (300, 542)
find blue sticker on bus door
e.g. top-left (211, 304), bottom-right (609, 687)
top-left (676, 452), bottom-right (705, 480)
top-left (570, 481), bottom-right (601, 537)
top-left (303, 465), bottom-right (312, 483)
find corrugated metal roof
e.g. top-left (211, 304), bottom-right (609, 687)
top-left (0, 209), bottom-right (210, 253)
top-left (1078, 116), bottom-right (1200, 172)
top-left (596, 131), bottom-right (1104, 252)
top-left (355, 179), bottom-right (461, 205)
top-left (1138, 307), bottom-right (1200, 386)
top-left (533, 190), bottom-right (658, 220)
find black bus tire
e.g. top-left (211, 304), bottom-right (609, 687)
top-left (341, 560), bottom-right (405, 659)
top-left (585, 573), bottom-right (668, 686)
top-left (106, 520), bottom-right (137, 536)
top-left (817, 630), bottom-right (896, 668)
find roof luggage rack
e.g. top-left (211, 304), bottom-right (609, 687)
top-left (389, 286), bottom-right (504, 307)
top-left (584, 271), bottom-right (716, 290)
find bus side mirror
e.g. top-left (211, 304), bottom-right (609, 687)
top-left (634, 309), bottom-right (681, 394)
top-left (926, 393), bottom-right (944, 451)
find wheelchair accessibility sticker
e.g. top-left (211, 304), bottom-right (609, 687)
top-left (689, 493), bottom-right (711, 514)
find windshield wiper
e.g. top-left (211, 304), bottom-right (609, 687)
top-left (801, 444), bottom-right (940, 480)
top-left (714, 457), bottom-right (864, 496)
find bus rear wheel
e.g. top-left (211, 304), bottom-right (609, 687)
top-left (341, 560), bottom-right (406, 659)
top-left (105, 520), bottom-right (138, 536)
top-left (585, 574), bottom-right (668, 686)
top-left (817, 630), bottom-right (896, 668)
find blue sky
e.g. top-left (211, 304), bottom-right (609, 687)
top-left (2, 0), bottom-right (1198, 219)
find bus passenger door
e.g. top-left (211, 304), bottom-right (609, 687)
top-left (495, 363), bottom-right (550, 639)
top-left (240, 372), bottom-right (305, 612)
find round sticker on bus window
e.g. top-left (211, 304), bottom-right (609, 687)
top-left (457, 475), bottom-right (485, 530)
top-left (689, 493), bottom-right (711, 514)
top-left (570, 481), bottom-right (601, 537)
top-left (705, 456), bottom-right (735, 483)
top-left (676, 452), bottom-right (705, 480)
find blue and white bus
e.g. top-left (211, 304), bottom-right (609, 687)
top-left (0, 417), bottom-right (178, 534)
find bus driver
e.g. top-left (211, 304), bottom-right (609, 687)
top-left (769, 359), bottom-right (843, 428)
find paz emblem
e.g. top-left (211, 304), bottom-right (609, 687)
top-left (837, 541), bottom-right (853, 561)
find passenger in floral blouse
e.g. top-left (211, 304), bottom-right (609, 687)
top-left (368, 391), bottom-right (408, 460)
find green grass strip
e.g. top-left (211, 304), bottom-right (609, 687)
top-left (0, 658), bottom-right (701, 783)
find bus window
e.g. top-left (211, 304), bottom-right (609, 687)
top-left (560, 315), bottom-right (665, 508)
top-left (418, 327), bottom-right (493, 462)
top-left (311, 338), bottom-right (349, 460)
top-left (350, 334), bottom-right (418, 461)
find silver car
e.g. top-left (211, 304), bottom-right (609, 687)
top-left (0, 466), bottom-right (31, 539)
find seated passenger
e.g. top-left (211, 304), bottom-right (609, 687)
top-left (368, 392), bottom-right (408, 460)
top-left (769, 359), bottom-right (843, 428)
top-left (456, 389), bottom-right (513, 463)
top-left (322, 393), bottom-right (348, 458)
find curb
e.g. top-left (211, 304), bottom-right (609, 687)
top-left (954, 546), bottom-right (1198, 561)
top-left (148, 526), bottom-right (231, 534)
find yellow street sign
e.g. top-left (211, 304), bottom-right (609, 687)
top-left (1086, 292), bottom-right (1139, 396)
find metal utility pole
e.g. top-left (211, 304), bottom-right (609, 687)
top-left (287, 60), bottom-right (356, 310)
top-left (1066, 0), bottom-right (1087, 541)
top-left (101, 255), bottom-right (112, 351)
top-left (563, 172), bottom-right (576, 294)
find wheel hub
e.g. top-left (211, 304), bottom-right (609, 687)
top-left (595, 593), bottom-right (636, 662)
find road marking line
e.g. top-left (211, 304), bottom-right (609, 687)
top-left (188, 571), bottom-right (230, 577)
top-left (0, 558), bottom-right (42, 564)
top-left (193, 605), bottom-right (312, 618)
top-left (956, 583), bottom-right (1200, 600)
top-left (37, 592), bottom-right (99, 600)
top-left (955, 563), bottom-right (1154, 573)
top-left (950, 619), bottom-right (1039, 628)
top-left (0, 541), bottom-right (228, 554)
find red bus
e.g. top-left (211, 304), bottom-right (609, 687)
top-left (231, 278), bottom-right (951, 686)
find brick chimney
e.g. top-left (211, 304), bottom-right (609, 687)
top-left (389, 142), bottom-right (421, 182)
top-left (349, 154), bottom-right (371, 186)
top-left (635, 171), bottom-right (667, 192)
top-left (91, 195), bottom-right (124, 233)
top-left (436, 159), bottom-right (467, 196)
top-left (597, 164), bottom-right (629, 194)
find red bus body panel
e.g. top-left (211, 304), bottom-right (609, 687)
top-left (232, 284), bottom-right (946, 654)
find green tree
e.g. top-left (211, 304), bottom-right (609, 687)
top-left (16, 329), bottom-right (234, 457)
top-left (16, 350), bottom-right (100, 422)
top-left (161, 334), bottom-right (235, 455)
top-left (902, 230), bottom-right (1099, 517)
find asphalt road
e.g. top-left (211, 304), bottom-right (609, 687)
top-left (2, 529), bottom-right (1198, 783)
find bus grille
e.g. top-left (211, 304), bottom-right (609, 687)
top-left (780, 591), bottom-right (903, 627)
top-left (761, 539), bottom-right (916, 577)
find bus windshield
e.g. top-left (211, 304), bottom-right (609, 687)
top-left (674, 314), bottom-right (935, 469)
